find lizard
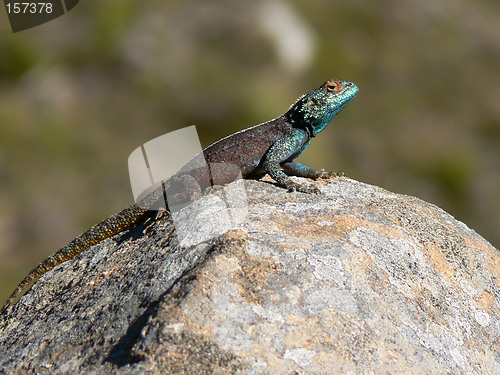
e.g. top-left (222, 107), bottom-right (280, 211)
top-left (1, 78), bottom-right (358, 314)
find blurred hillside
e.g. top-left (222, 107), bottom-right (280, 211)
top-left (0, 0), bottom-right (499, 304)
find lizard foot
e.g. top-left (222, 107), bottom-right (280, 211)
top-left (285, 180), bottom-right (321, 194)
top-left (316, 169), bottom-right (345, 179)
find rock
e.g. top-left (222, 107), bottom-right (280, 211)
top-left (0, 177), bottom-right (499, 374)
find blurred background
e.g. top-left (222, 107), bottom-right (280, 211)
top-left (0, 0), bottom-right (499, 303)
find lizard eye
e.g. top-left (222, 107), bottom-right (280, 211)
top-left (326, 81), bottom-right (341, 93)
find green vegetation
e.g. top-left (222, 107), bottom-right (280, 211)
top-left (1, 0), bottom-right (499, 302)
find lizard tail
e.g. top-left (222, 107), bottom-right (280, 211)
top-left (1, 203), bottom-right (148, 315)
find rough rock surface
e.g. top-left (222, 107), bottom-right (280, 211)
top-left (0, 177), bottom-right (499, 374)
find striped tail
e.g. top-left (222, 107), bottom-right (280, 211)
top-left (1, 203), bottom-right (148, 314)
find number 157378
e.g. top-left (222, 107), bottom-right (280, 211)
top-left (6, 2), bottom-right (53, 14)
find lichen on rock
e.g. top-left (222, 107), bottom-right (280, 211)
top-left (1, 178), bottom-right (499, 374)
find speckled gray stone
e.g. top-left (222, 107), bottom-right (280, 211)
top-left (0, 177), bottom-right (499, 374)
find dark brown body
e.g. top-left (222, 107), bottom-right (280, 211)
top-left (203, 117), bottom-right (289, 177)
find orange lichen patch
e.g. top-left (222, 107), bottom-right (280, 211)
top-left (320, 310), bottom-right (377, 364)
top-left (272, 213), bottom-right (342, 241)
top-left (274, 213), bottom-right (405, 241)
top-left (226, 245), bottom-right (281, 305)
top-left (285, 313), bottom-right (318, 325)
top-left (173, 309), bottom-right (216, 338)
top-left (483, 255), bottom-right (500, 280)
top-left (475, 290), bottom-right (499, 317)
top-left (231, 257), bottom-right (280, 305)
top-left (483, 258), bottom-right (500, 285)
top-left (283, 315), bottom-right (327, 349)
top-left (164, 275), bottom-right (224, 337)
top-left (411, 285), bottom-right (451, 325)
top-left (345, 248), bottom-right (390, 289)
top-left (327, 215), bottom-right (406, 239)
top-left (464, 237), bottom-right (500, 280)
top-left (421, 244), bottom-right (456, 280)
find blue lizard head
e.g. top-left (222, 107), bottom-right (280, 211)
top-left (286, 79), bottom-right (358, 137)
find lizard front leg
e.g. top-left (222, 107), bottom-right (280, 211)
top-left (262, 131), bottom-right (321, 194)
